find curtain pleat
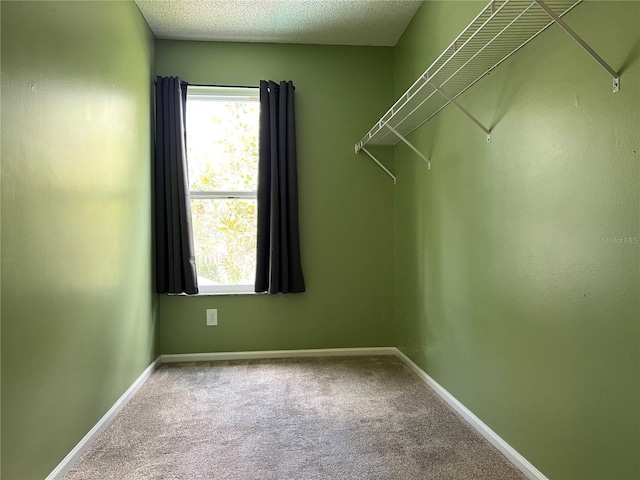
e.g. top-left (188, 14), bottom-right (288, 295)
top-left (154, 76), bottom-right (198, 294)
top-left (255, 80), bottom-right (305, 294)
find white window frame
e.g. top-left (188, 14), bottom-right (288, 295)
top-left (186, 86), bottom-right (259, 295)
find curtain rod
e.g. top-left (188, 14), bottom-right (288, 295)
top-left (188, 83), bottom-right (258, 89)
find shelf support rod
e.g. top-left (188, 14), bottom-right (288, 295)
top-left (533, 0), bottom-right (620, 92)
top-left (429, 82), bottom-right (491, 142)
top-left (355, 144), bottom-right (397, 183)
top-left (385, 125), bottom-right (431, 170)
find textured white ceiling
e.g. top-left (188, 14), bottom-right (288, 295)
top-left (135, 0), bottom-right (423, 46)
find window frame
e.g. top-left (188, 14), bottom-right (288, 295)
top-left (186, 85), bottom-right (260, 295)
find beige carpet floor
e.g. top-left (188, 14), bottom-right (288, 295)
top-left (64, 356), bottom-right (527, 479)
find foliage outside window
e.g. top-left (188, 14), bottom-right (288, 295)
top-left (185, 86), bottom-right (259, 294)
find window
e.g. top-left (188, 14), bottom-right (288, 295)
top-left (185, 86), bottom-right (259, 294)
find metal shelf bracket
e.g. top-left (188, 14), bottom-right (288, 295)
top-left (386, 125), bottom-right (431, 170)
top-left (534, 0), bottom-right (620, 92)
top-left (355, 143), bottom-right (397, 183)
top-left (429, 83), bottom-right (492, 142)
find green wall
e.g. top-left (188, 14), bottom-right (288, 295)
top-left (393, 2), bottom-right (639, 479)
top-left (1, 2), bottom-right (157, 479)
top-left (2, 2), bottom-right (635, 479)
top-left (156, 41), bottom-right (396, 354)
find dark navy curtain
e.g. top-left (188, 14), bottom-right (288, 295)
top-left (255, 80), bottom-right (305, 294)
top-left (154, 76), bottom-right (198, 294)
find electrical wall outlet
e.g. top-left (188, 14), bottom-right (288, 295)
top-left (206, 309), bottom-right (218, 326)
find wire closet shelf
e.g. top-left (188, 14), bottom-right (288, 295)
top-left (355, 0), bottom-right (620, 180)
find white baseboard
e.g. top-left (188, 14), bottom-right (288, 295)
top-left (160, 346), bottom-right (397, 363)
top-left (45, 357), bottom-right (161, 480)
top-left (393, 348), bottom-right (548, 480)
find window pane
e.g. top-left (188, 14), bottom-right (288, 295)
top-left (191, 198), bottom-right (257, 287)
top-left (186, 98), bottom-right (259, 192)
